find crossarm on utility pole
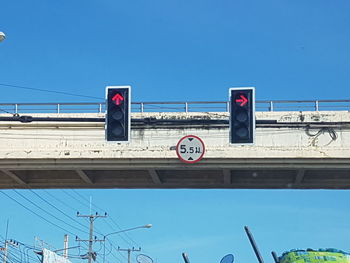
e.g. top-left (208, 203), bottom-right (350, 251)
top-left (77, 213), bottom-right (107, 263)
top-left (118, 247), bottom-right (141, 263)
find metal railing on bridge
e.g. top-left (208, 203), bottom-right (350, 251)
top-left (0, 100), bottom-right (349, 114)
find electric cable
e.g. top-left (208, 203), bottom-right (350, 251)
top-left (0, 191), bottom-right (76, 236)
top-left (1, 241), bottom-right (38, 263)
top-left (71, 189), bottom-right (106, 212)
top-left (107, 239), bottom-right (124, 263)
top-left (28, 188), bottom-right (145, 263)
top-left (30, 189), bottom-right (91, 232)
top-left (42, 189), bottom-right (81, 213)
top-left (2, 249), bottom-right (22, 263)
top-left (104, 240), bottom-right (113, 257)
top-left (62, 190), bottom-right (105, 236)
top-left (61, 189), bottom-right (91, 210)
top-left (0, 83), bottom-right (102, 100)
top-left (110, 217), bottom-right (141, 247)
top-left (0, 108), bottom-right (15, 115)
top-left (41, 189), bottom-right (112, 256)
top-left (13, 190), bottom-right (89, 235)
top-left (306, 126), bottom-right (338, 140)
top-left (69, 190), bottom-right (140, 247)
top-left (72, 190), bottom-right (144, 249)
top-left (305, 126), bottom-right (338, 146)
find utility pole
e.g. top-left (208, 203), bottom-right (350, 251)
top-left (2, 241), bottom-right (8, 263)
top-left (2, 240), bottom-right (18, 263)
top-left (77, 212), bottom-right (107, 263)
top-left (117, 247), bottom-right (141, 263)
top-left (63, 235), bottom-right (69, 259)
top-left (2, 219), bottom-right (9, 263)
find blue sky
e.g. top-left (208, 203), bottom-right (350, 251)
top-left (2, 189), bottom-right (350, 263)
top-left (1, 0), bottom-right (350, 102)
top-left (1, 0), bottom-right (350, 263)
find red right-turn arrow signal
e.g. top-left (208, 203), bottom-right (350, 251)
top-left (235, 95), bottom-right (248, 107)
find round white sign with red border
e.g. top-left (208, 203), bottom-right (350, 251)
top-left (176, 135), bottom-right (205, 164)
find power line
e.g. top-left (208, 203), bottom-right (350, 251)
top-left (68, 190), bottom-right (142, 262)
top-left (61, 190), bottom-right (107, 236)
top-left (13, 190), bottom-right (89, 235)
top-left (0, 190), bottom-right (76, 236)
top-left (42, 190), bottom-right (79, 212)
top-left (109, 218), bottom-right (140, 248)
top-left (61, 189), bottom-right (91, 210)
top-left (70, 190), bottom-right (141, 248)
top-left (61, 189), bottom-right (150, 262)
top-left (0, 108), bottom-right (14, 115)
top-left (72, 190), bottom-right (105, 212)
top-left (41, 190), bottom-right (107, 237)
top-left (106, 239), bottom-right (124, 263)
top-left (76, 213), bottom-right (107, 263)
top-left (29, 190), bottom-right (90, 232)
top-left (70, 190), bottom-right (139, 247)
top-left (5, 241), bottom-right (39, 263)
top-left (6, 192), bottom-right (75, 238)
top-left (0, 83), bottom-right (102, 100)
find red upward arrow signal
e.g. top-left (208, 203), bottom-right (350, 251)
top-left (112, 93), bottom-right (124, 105)
top-left (235, 95), bottom-right (248, 107)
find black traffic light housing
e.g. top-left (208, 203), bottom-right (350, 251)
top-left (229, 87), bottom-right (255, 145)
top-left (106, 86), bottom-right (131, 142)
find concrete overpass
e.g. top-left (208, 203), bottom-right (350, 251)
top-left (0, 101), bottom-right (349, 189)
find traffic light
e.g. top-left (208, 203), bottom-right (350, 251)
top-left (106, 86), bottom-right (131, 142)
top-left (229, 87), bottom-right (255, 144)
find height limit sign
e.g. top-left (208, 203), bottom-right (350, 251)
top-left (176, 135), bottom-right (205, 164)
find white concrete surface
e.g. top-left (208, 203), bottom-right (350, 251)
top-left (0, 111), bottom-right (349, 188)
top-left (0, 111), bottom-right (348, 160)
